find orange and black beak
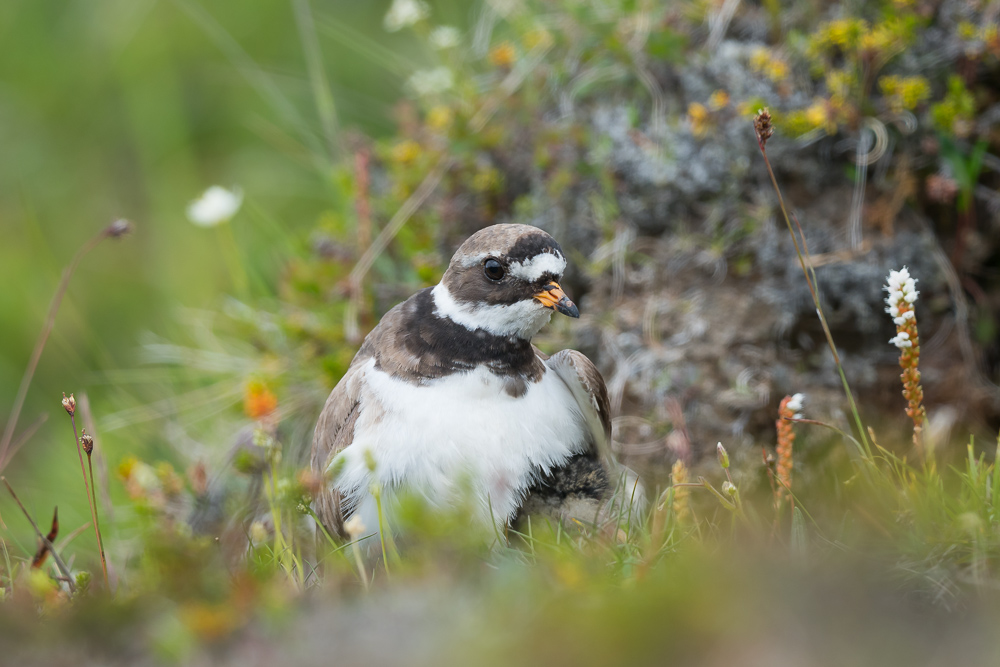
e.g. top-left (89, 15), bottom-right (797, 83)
top-left (534, 281), bottom-right (579, 318)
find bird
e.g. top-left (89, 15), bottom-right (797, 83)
top-left (310, 223), bottom-right (643, 543)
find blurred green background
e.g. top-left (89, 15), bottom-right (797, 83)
top-left (0, 0), bottom-right (470, 540)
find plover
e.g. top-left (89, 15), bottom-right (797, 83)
top-left (311, 224), bottom-right (642, 541)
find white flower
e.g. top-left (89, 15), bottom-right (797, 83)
top-left (722, 481), bottom-right (737, 497)
top-left (889, 332), bottom-right (912, 349)
top-left (187, 186), bottom-right (243, 227)
top-left (407, 67), bottom-right (453, 96)
top-left (430, 25), bottom-right (461, 49)
top-left (883, 266), bottom-right (919, 311)
top-left (344, 514), bottom-right (367, 539)
top-left (786, 393), bottom-right (805, 414)
top-left (383, 0), bottom-right (429, 32)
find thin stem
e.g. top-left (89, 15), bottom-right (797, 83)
top-left (86, 453), bottom-right (108, 589)
top-left (0, 414), bottom-right (48, 472)
top-left (0, 227), bottom-right (114, 469)
top-left (1, 477), bottom-right (75, 593)
top-left (1, 535), bottom-right (12, 594)
top-left (351, 539), bottom-right (369, 590)
top-left (757, 146), bottom-right (873, 460)
top-left (373, 485), bottom-right (390, 576)
top-left (70, 414), bottom-right (108, 588)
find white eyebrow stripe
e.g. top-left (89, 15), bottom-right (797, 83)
top-left (457, 251), bottom-right (490, 268)
top-left (508, 252), bottom-right (566, 282)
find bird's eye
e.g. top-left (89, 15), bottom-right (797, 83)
top-left (483, 258), bottom-right (505, 281)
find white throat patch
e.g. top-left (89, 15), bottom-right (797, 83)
top-left (432, 283), bottom-right (553, 339)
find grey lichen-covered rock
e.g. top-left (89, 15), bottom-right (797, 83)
top-left (434, 16), bottom-right (1000, 484)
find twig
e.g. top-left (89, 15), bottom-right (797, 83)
top-left (0, 220), bottom-right (131, 470)
top-left (1, 477), bottom-right (75, 593)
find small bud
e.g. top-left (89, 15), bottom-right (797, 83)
top-left (105, 219), bottom-right (133, 238)
top-left (753, 108), bottom-right (774, 148)
top-left (80, 430), bottom-right (94, 455)
top-left (722, 481), bottom-right (737, 497)
top-left (716, 442), bottom-right (729, 469)
top-left (61, 393), bottom-right (76, 416)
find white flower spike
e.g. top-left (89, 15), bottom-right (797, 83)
top-left (883, 266), bottom-right (919, 311)
top-left (187, 186), bottom-right (243, 227)
top-left (383, 0), bottom-right (429, 32)
top-left (884, 267), bottom-right (919, 348)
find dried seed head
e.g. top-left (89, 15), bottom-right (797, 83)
top-left (61, 393), bottom-right (76, 416)
top-left (716, 442), bottom-right (730, 469)
top-left (80, 430), bottom-right (94, 455)
top-left (105, 219), bottom-right (133, 238)
top-left (754, 108), bottom-right (774, 148)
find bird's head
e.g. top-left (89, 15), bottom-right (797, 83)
top-left (432, 224), bottom-right (578, 340)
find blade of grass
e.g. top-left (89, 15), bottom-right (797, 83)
top-left (293, 0), bottom-right (341, 162)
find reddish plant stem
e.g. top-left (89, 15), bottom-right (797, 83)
top-left (0, 221), bottom-right (129, 470)
top-left (69, 413), bottom-right (108, 589)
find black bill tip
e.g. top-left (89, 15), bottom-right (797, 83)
top-left (555, 296), bottom-right (580, 318)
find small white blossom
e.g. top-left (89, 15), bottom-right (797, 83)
top-left (430, 25), bottom-right (461, 49)
top-left (889, 332), bottom-right (913, 349)
top-left (407, 67), bottom-right (453, 96)
top-left (786, 393), bottom-right (805, 414)
top-left (187, 186), bottom-right (243, 227)
top-left (722, 481), bottom-right (737, 497)
top-left (883, 266), bottom-right (919, 312)
top-left (344, 514), bottom-right (367, 538)
top-left (383, 0), bottom-right (429, 32)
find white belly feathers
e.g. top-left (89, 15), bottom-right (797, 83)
top-left (329, 357), bottom-right (590, 532)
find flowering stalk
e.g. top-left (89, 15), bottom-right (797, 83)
top-left (775, 394), bottom-right (804, 508)
top-left (63, 394), bottom-right (108, 589)
top-left (884, 267), bottom-right (926, 450)
top-left (80, 429), bottom-right (107, 588)
top-left (670, 459), bottom-right (691, 524)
